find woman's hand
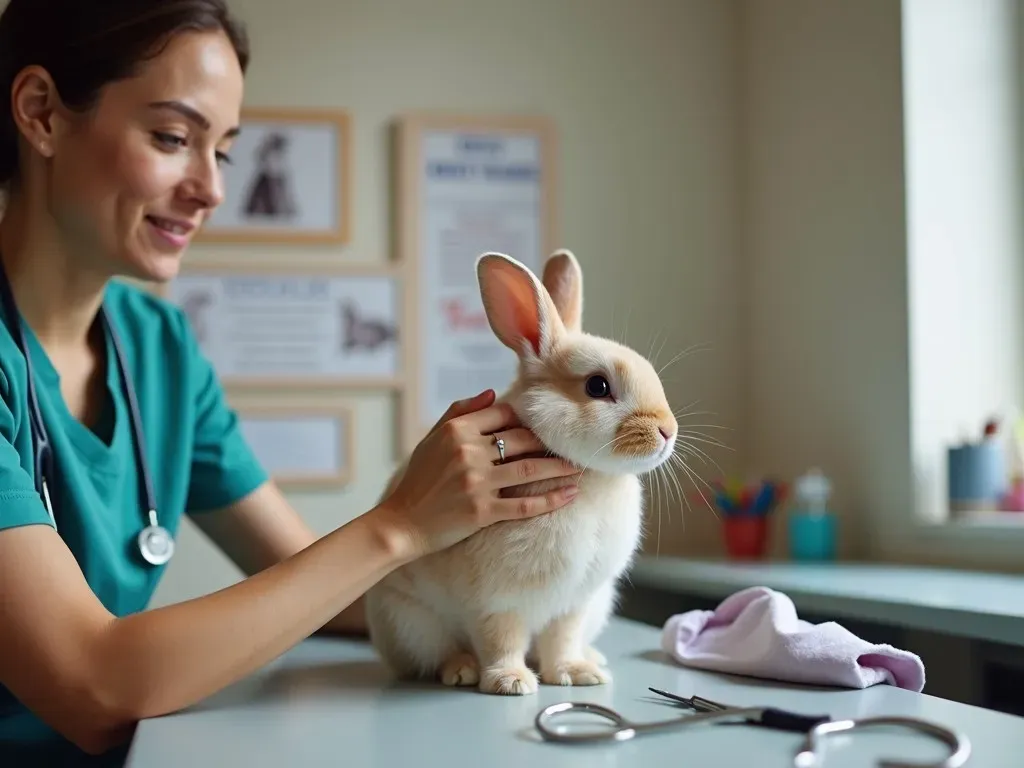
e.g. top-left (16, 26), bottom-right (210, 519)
top-left (375, 389), bottom-right (579, 559)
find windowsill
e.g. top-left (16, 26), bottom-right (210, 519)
top-left (946, 509), bottom-right (1024, 527)
top-left (914, 510), bottom-right (1024, 541)
top-left (867, 511), bottom-right (1024, 583)
top-left (625, 554), bottom-right (1024, 647)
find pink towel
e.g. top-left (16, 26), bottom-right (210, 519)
top-left (660, 586), bottom-right (926, 692)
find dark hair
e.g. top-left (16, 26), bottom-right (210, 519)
top-left (0, 0), bottom-right (250, 186)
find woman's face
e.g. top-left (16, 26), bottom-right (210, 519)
top-left (36, 29), bottom-right (245, 283)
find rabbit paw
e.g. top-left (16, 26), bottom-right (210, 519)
top-left (440, 652), bottom-right (480, 687)
top-left (540, 659), bottom-right (612, 687)
top-left (479, 664), bottom-right (539, 695)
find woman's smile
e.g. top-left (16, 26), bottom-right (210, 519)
top-left (144, 215), bottom-right (195, 251)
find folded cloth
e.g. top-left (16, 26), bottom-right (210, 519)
top-left (661, 586), bottom-right (926, 692)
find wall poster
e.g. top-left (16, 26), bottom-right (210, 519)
top-left (394, 113), bottom-right (557, 451)
top-left (236, 404), bottom-right (354, 489)
top-left (164, 263), bottom-right (404, 389)
top-left (194, 108), bottom-right (351, 245)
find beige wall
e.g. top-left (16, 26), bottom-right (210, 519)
top-left (0, 0), bottom-right (994, 607)
top-left (153, 0), bottom-right (746, 606)
top-left (739, 0), bottom-right (912, 562)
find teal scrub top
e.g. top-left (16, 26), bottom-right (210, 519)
top-left (0, 279), bottom-right (269, 764)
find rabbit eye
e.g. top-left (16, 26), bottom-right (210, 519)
top-left (585, 375), bottom-right (611, 398)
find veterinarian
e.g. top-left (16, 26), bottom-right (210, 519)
top-left (0, 2), bottom-right (580, 765)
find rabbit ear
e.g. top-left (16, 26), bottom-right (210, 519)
top-left (477, 252), bottom-right (565, 358)
top-left (542, 249), bottom-right (583, 333)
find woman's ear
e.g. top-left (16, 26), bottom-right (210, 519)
top-left (10, 65), bottom-right (62, 159)
top-left (477, 252), bottom-right (565, 359)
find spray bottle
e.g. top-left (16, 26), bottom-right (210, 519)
top-left (787, 467), bottom-right (836, 561)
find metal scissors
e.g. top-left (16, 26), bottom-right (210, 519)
top-left (534, 687), bottom-right (971, 768)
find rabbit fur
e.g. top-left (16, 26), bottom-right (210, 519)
top-left (364, 249), bottom-right (678, 695)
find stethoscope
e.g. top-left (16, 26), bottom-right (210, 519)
top-left (535, 690), bottom-right (971, 768)
top-left (0, 256), bottom-right (175, 566)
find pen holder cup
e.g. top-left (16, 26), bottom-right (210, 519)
top-left (722, 516), bottom-right (769, 560)
top-left (947, 441), bottom-right (1006, 515)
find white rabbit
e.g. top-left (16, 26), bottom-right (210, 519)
top-left (364, 249), bottom-right (678, 695)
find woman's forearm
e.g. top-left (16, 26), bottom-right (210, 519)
top-left (187, 482), bottom-right (373, 639)
top-left (96, 505), bottom-right (407, 725)
top-left (317, 594), bottom-right (368, 636)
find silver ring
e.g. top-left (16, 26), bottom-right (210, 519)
top-left (494, 436), bottom-right (506, 463)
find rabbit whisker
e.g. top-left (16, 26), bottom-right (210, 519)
top-left (675, 430), bottom-right (733, 442)
top-left (656, 342), bottom-right (712, 377)
top-left (676, 453), bottom-right (724, 496)
top-left (648, 460), bottom-right (665, 555)
top-left (655, 348), bottom-right (694, 377)
top-left (674, 441), bottom-right (704, 464)
top-left (677, 438), bottom-right (726, 477)
top-left (652, 331), bottom-right (670, 370)
top-left (651, 462), bottom-right (667, 548)
top-left (668, 459), bottom-right (695, 528)
top-left (662, 455), bottom-right (687, 522)
top-left (660, 340), bottom-right (710, 367)
top-left (673, 406), bottom-right (716, 421)
top-left (679, 428), bottom-right (731, 443)
top-left (679, 443), bottom-right (710, 469)
top-left (647, 328), bottom-right (665, 366)
top-left (574, 434), bottom-right (629, 481)
top-left (673, 455), bottom-right (717, 520)
top-left (669, 449), bottom-right (716, 497)
top-left (678, 431), bottom-right (733, 452)
top-left (674, 408), bottom-right (719, 421)
top-left (679, 473), bottom-right (720, 520)
top-left (675, 397), bottom-right (701, 413)
top-left (646, 461), bottom-right (667, 541)
top-left (672, 401), bottom-right (727, 435)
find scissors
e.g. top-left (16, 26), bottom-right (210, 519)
top-left (534, 687), bottom-right (972, 768)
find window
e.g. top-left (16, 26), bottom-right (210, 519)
top-left (902, 0), bottom-right (1024, 545)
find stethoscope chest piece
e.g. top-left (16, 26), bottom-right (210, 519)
top-left (0, 252), bottom-right (172, 567)
top-left (138, 511), bottom-right (174, 566)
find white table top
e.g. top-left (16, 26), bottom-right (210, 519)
top-left (125, 616), bottom-right (1024, 767)
top-left (628, 556), bottom-right (1024, 646)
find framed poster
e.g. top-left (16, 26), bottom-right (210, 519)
top-left (394, 113), bottom-right (557, 451)
top-left (164, 263), bottom-right (404, 389)
top-left (195, 108), bottom-right (351, 245)
top-left (237, 404), bottom-right (353, 489)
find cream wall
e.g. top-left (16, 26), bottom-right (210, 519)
top-left (152, 0), bottom-right (1024, 607)
top-left (739, 0), bottom-right (912, 562)
top-left (152, 0), bottom-right (745, 606)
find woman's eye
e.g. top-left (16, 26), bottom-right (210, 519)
top-left (153, 132), bottom-right (231, 166)
top-left (585, 375), bottom-right (611, 398)
top-left (153, 132), bottom-right (187, 148)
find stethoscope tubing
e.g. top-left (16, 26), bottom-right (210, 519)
top-left (534, 700), bottom-right (971, 768)
top-left (0, 255), bottom-right (169, 564)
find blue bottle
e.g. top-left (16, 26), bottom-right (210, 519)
top-left (787, 468), bottom-right (836, 561)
